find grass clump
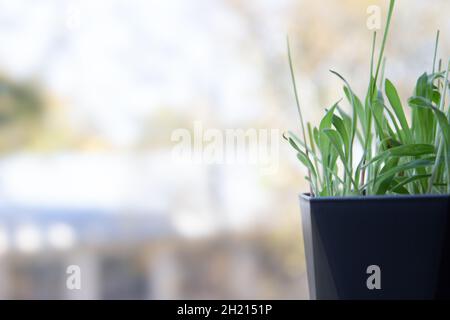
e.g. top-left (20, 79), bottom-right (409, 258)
top-left (285, 0), bottom-right (450, 197)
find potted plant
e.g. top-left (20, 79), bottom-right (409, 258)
top-left (285, 0), bottom-right (450, 299)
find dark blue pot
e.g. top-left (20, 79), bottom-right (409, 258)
top-left (299, 193), bottom-right (450, 300)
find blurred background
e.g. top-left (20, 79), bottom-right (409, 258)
top-left (0, 0), bottom-right (448, 299)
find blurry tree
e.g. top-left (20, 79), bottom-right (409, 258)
top-left (0, 74), bottom-right (44, 153)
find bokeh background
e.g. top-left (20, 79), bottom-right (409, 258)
top-left (0, 0), bottom-right (448, 299)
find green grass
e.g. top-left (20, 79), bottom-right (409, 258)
top-left (285, 0), bottom-right (450, 197)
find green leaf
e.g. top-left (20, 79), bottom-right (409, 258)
top-left (388, 144), bottom-right (435, 157)
top-left (343, 86), bottom-right (365, 132)
top-left (362, 143), bottom-right (435, 169)
top-left (391, 174), bottom-right (432, 193)
top-left (319, 102), bottom-right (338, 132)
top-left (297, 152), bottom-right (317, 180)
top-left (408, 96), bottom-right (433, 109)
top-left (287, 137), bottom-right (301, 153)
top-left (385, 79), bottom-right (412, 142)
top-left (322, 129), bottom-right (345, 162)
top-left (374, 157), bottom-right (399, 195)
top-left (322, 128), bottom-right (358, 191)
top-left (332, 115), bottom-right (350, 157)
top-left (409, 96), bottom-right (450, 146)
top-left (360, 158), bottom-right (435, 192)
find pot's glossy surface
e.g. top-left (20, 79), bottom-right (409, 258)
top-left (300, 193), bottom-right (450, 299)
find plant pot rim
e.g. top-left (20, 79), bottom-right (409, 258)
top-left (300, 192), bottom-right (450, 203)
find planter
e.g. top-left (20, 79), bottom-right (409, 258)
top-left (300, 193), bottom-right (450, 300)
